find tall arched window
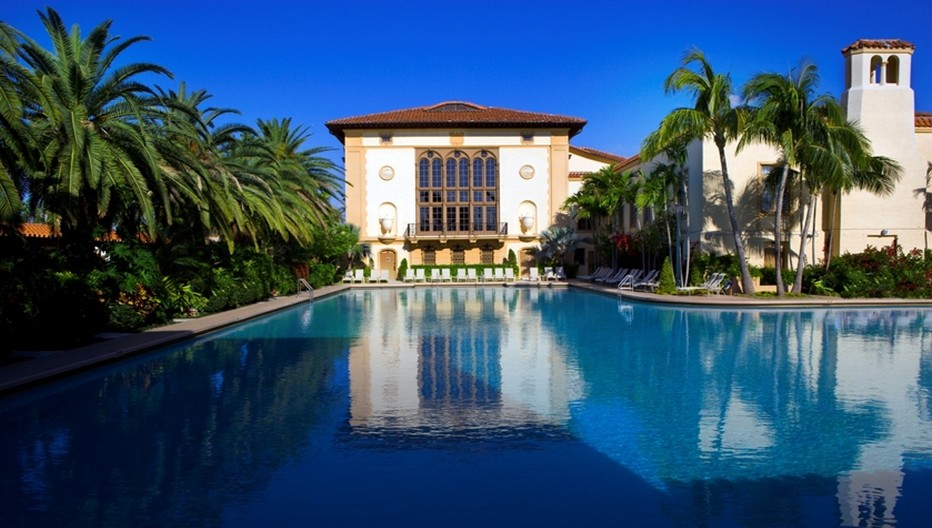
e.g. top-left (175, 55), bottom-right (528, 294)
top-left (416, 149), bottom-right (499, 234)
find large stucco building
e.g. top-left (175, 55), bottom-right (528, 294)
top-left (326, 102), bottom-right (619, 276)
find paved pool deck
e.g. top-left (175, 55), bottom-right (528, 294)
top-left (2, 279), bottom-right (930, 395)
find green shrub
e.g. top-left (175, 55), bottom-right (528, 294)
top-left (307, 261), bottom-right (338, 288)
top-left (397, 258), bottom-right (408, 281)
top-left (657, 257), bottom-right (676, 294)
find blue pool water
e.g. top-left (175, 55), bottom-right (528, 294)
top-left (2, 287), bottom-right (931, 527)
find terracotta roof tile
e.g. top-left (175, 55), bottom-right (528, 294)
top-left (13, 222), bottom-right (123, 241)
top-left (615, 154), bottom-right (640, 170)
top-left (841, 39), bottom-right (915, 54)
top-left (571, 146), bottom-right (626, 163)
top-left (19, 223), bottom-right (56, 238)
top-left (916, 112), bottom-right (932, 128)
top-left (569, 171), bottom-right (590, 180)
top-left (326, 101), bottom-right (586, 141)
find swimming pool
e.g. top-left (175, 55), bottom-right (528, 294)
top-left (1, 287), bottom-right (931, 526)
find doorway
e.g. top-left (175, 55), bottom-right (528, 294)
top-left (379, 250), bottom-right (397, 276)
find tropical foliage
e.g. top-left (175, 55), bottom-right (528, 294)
top-left (0, 9), bottom-right (351, 356)
top-left (807, 246), bottom-right (932, 299)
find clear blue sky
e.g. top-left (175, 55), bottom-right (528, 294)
top-left (4, 1), bottom-right (931, 162)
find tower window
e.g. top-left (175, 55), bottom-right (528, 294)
top-left (870, 55), bottom-right (882, 84)
top-left (886, 56), bottom-right (899, 85)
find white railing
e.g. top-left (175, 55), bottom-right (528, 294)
top-left (297, 278), bottom-right (313, 300)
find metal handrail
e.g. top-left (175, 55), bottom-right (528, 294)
top-left (297, 278), bottom-right (313, 300)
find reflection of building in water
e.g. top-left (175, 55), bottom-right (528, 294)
top-left (832, 309), bottom-right (931, 527)
top-left (348, 288), bottom-right (577, 434)
top-left (680, 308), bottom-right (931, 526)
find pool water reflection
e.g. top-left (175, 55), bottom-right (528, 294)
top-left (1, 288), bottom-right (931, 527)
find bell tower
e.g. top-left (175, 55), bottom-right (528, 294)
top-left (842, 39), bottom-right (916, 147)
top-left (827, 39), bottom-right (927, 256)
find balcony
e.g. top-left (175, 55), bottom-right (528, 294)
top-left (405, 222), bottom-right (507, 244)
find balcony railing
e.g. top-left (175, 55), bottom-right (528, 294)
top-left (405, 222), bottom-right (507, 241)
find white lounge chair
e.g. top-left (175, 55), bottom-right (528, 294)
top-left (467, 268), bottom-right (478, 282)
top-left (527, 267), bottom-right (540, 281)
top-left (678, 272), bottom-right (727, 295)
top-left (598, 269), bottom-right (627, 284)
top-left (455, 269), bottom-right (467, 282)
top-left (633, 270), bottom-right (659, 290)
top-left (555, 267), bottom-right (566, 281)
top-left (580, 267), bottom-right (610, 281)
top-left (494, 268), bottom-right (505, 281)
top-left (378, 269), bottom-right (390, 283)
top-left (342, 270), bottom-right (354, 283)
top-left (430, 269), bottom-right (441, 283)
top-left (440, 268), bottom-right (452, 282)
top-left (544, 266), bottom-right (555, 280)
top-left (415, 268), bottom-right (426, 282)
top-left (403, 269), bottom-right (415, 282)
top-left (353, 269), bottom-right (365, 283)
top-left (482, 268), bottom-right (494, 282)
top-left (504, 268), bottom-right (516, 282)
top-left (602, 269), bottom-right (630, 285)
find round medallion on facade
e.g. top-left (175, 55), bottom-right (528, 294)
top-left (379, 165), bottom-right (395, 180)
top-left (519, 164), bottom-right (535, 180)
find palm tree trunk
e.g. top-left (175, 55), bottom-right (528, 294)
top-left (773, 164), bottom-right (790, 296)
top-left (791, 191), bottom-right (816, 293)
top-left (717, 143), bottom-right (755, 294)
top-left (823, 192), bottom-right (838, 271)
top-left (681, 178), bottom-right (691, 287)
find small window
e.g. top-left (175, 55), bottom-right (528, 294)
top-left (423, 247), bottom-right (436, 265)
top-left (521, 131), bottom-right (534, 144)
top-left (452, 248), bottom-right (465, 265)
top-left (481, 248), bottom-right (494, 265)
top-left (379, 132), bottom-right (392, 144)
top-left (577, 218), bottom-right (593, 231)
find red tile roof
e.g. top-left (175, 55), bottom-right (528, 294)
top-left (12, 222), bottom-right (121, 241)
top-left (20, 223), bottom-right (57, 238)
top-left (916, 112), bottom-right (932, 128)
top-left (615, 154), bottom-right (640, 170)
top-left (841, 39), bottom-right (915, 54)
top-left (326, 101), bottom-right (587, 141)
top-left (571, 146), bottom-right (626, 163)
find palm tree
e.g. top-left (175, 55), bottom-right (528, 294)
top-left (644, 49), bottom-right (755, 293)
top-left (563, 166), bottom-right (638, 268)
top-left (150, 82), bottom-right (255, 247)
top-left (14, 8), bottom-right (173, 243)
top-left (534, 225), bottom-right (580, 265)
top-left (0, 22), bottom-right (31, 228)
top-left (228, 118), bottom-right (343, 248)
top-left (742, 61), bottom-right (830, 295)
top-left (790, 102), bottom-right (901, 291)
top-left (637, 136), bottom-right (690, 286)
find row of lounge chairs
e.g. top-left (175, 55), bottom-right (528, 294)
top-left (580, 266), bottom-right (729, 294)
top-left (402, 268), bottom-right (518, 283)
top-left (581, 267), bottom-right (655, 289)
top-left (343, 266), bottom-right (568, 284)
top-left (342, 269), bottom-right (392, 283)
